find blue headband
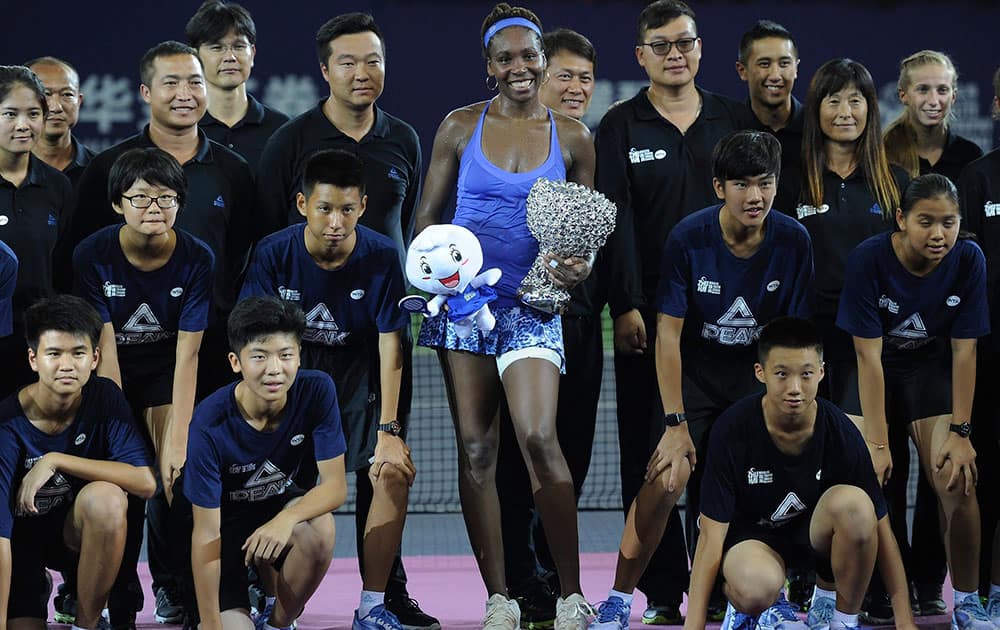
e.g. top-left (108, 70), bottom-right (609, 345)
top-left (483, 17), bottom-right (542, 49)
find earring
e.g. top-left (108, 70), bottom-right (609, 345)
top-left (486, 75), bottom-right (498, 91)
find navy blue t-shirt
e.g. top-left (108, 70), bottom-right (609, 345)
top-left (0, 241), bottom-right (16, 338)
top-left (700, 394), bottom-right (887, 531)
top-left (240, 224), bottom-right (408, 348)
top-left (183, 370), bottom-right (347, 510)
top-left (73, 226), bottom-right (214, 345)
top-left (656, 206), bottom-right (813, 356)
top-left (0, 377), bottom-right (152, 538)
top-left (837, 233), bottom-right (989, 349)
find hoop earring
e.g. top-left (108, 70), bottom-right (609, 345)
top-left (486, 75), bottom-right (498, 91)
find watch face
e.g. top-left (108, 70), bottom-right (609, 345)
top-left (952, 423), bottom-right (972, 437)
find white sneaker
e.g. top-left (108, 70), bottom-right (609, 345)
top-left (483, 594), bottom-right (520, 630)
top-left (556, 594), bottom-right (596, 630)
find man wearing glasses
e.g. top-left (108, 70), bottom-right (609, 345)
top-left (68, 40), bottom-right (255, 630)
top-left (594, 0), bottom-right (756, 624)
top-left (186, 1), bottom-right (288, 171)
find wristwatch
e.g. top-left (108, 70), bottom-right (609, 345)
top-left (949, 422), bottom-right (972, 438)
top-left (663, 412), bottom-right (687, 427)
top-left (378, 420), bottom-right (402, 436)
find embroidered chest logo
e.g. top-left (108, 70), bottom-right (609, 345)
top-left (117, 303), bottom-right (173, 345)
top-left (103, 281), bottom-right (126, 298)
top-left (879, 294), bottom-right (900, 314)
top-left (628, 147), bottom-right (666, 164)
top-left (303, 303), bottom-right (350, 346)
top-left (702, 297), bottom-right (761, 346)
top-left (696, 276), bottom-right (721, 295)
top-left (278, 286), bottom-right (301, 302)
top-left (228, 459), bottom-right (291, 502)
top-left (984, 201), bottom-right (1000, 218)
top-left (747, 468), bottom-right (773, 485)
top-left (796, 204), bottom-right (829, 220)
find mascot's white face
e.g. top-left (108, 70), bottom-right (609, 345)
top-left (406, 225), bottom-right (484, 295)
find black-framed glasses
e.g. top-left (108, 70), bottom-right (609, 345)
top-left (641, 37), bottom-right (698, 56)
top-left (122, 194), bottom-right (178, 209)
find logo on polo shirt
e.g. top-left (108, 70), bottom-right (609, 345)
top-left (0, 215), bottom-right (8, 226)
top-left (278, 286), bottom-right (301, 302)
top-left (868, 204), bottom-right (883, 216)
top-left (702, 297), bottom-right (760, 346)
top-left (796, 204), bottom-right (829, 220)
top-left (628, 147), bottom-right (666, 164)
top-left (118, 303), bottom-right (172, 345)
top-left (769, 492), bottom-right (807, 524)
top-left (74, 433), bottom-right (86, 446)
top-left (767, 280), bottom-right (780, 292)
top-left (170, 287), bottom-right (183, 297)
top-left (47, 213), bottom-right (57, 226)
top-left (229, 459), bottom-right (292, 502)
top-left (303, 302), bottom-right (350, 346)
top-left (22, 457), bottom-right (71, 515)
top-left (213, 195), bottom-right (225, 208)
top-left (290, 434), bottom-right (305, 446)
top-left (878, 294), bottom-right (899, 315)
top-left (387, 167), bottom-right (405, 182)
top-left (947, 295), bottom-right (961, 307)
top-left (888, 312), bottom-right (932, 350)
top-left (984, 201), bottom-right (1000, 218)
top-left (696, 276), bottom-right (721, 295)
top-left (351, 289), bottom-right (365, 300)
top-left (103, 281), bottom-right (126, 298)
top-left (747, 468), bottom-right (773, 485)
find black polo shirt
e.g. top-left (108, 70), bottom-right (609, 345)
top-left (255, 100), bottom-right (422, 260)
top-left (794, 165), bottom-right (909, 322)
top-left (752, 96), bottom-right (804, 217)
top-left (595, 87), bottom-right (757, 317)
top-left (62, 136), bottom-right (96, 190)
top-left (199, 94), bottom-right (289, 172)
top-left (920, 130), bottom-right (982, 184)
top-left (0, 155), bottom-right (72, 322)
top-left (960, 150), bottom-right (1000, 305)
top-left (71, 126), bottom-right (255, 315)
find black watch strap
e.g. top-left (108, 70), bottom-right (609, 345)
top-left (378, 420), bottom-right (402, 436)
top-left (663, 412), bottom-right (687, 427)
top-left (949, 422), bottom-right (972, 438)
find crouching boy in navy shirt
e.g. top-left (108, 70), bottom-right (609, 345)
top-left (183, 296), bottom-right (347, 630)
top-left (0, 295), bottom-right (156, 630)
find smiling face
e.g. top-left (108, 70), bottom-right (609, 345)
top-left (538, 50), bottom-right (594, 118)
top-left (0, 85), bottom-right (45, 158)
top-left (29, 331), bottom-right (98, 397)
top-left (819, 82), bottom-right (868, 145)
top-left (755, 346), bottom-right (824, 418)
top-left (636, 16), bottom-right (701, 90)
top-left (141, 54), bottom-right (207, 131)
top-left (321, 31), bottom-right (385, 112)
top-left (899, 63), bottom-right (956, 129)
top-left (487, 26), bottom-right (546, 103)
top-left (714, 173), bottom-right (777, 228)
top-left (896, 194), bottom-right (960, 264)
top-left (738, 37), bottom-right (798, 110)
top-left (406, 225), bottom-right (484, 295)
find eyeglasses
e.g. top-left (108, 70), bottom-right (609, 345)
top-left (641, 37), bottom-right (698, 56)
top-left (203, 42), bottom-right (251, 55)
top-left (122, 194), bottom-right (179, 209)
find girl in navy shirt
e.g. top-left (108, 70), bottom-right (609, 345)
top-left (73, 148), bottom-right (213, 498)
top-left (837, 174), bottom-right (993, 628)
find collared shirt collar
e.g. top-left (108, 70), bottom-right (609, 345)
top-left (309, 99), bottom-right (390, 140)
top-left (636, 86), bottom-right (725, 123)
top-left (67, 136), bottom-right (94, 171)
top-left (140, 124), bottom-right (214, 164)
top-left (747, 95), bottom-right (803, 134)
top-left (201, 93), bottom-right (267, 129)
top-left (1, 154), bottom-right (46, 188)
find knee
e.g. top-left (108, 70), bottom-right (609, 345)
top-left (521, 427), bottom-right (560, 469)
top-left (372, 462), bottom-right (410, 499)
top-left (293, 513), bottom-right (335, 560)
top-left (653, 458), bottom-right (691, 501)
top-left (725, 573), bottom-right (783, 616)
top-left (821, 485), bottom-right (877, 542)
top-left (76, 481), bottom-right (128, 532)
top-left (460, 435), bottom-right (498, 477)
top-left (932, 461), bottom-right (977, 508)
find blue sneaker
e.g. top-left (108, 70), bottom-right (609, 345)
top-left (589, 596), bottom-right (630, 629)
top-left (720, 601), bottom-right (757, 630)
top-left (354, 604), bottom-right (403, 630)
top-left (987, 592), bottom-right (1000, 626)
top-left (757, 595), bottom-right (808, 630)
top-left (952, 593), bottom-right (997, 629)
top-left (805, 595), bottom-right (835, 629)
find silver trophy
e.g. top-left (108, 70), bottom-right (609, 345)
top-left (519, 177), bottom-right (618, 314)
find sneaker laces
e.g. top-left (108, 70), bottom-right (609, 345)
top-left (986, 594), bottom-right (1000, 619)
top-left (765, 595), bottom-right (801, 622)
top-left (956, 594), bottom-right (993, 621)
top-left (556, 596), bottom-right (596, 625)
top-left (363, 606), bottom-right (401, 629)
top-left (484, 596), bottom-right (519, 627)
top-left (807, 595), bottom-right (834, 624)
top-left (596, 597), bottom-right (628, 623)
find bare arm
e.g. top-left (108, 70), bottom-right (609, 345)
top-left (854, 335), bottom-right (891, 484)
top-left (242, 456), bottom-right (347, 565)
top-left (191, 505), bottom-right (223, 630)
top-left (412, 109), bottom-right (474, 234)
top-left (96, 322), bottom-right (121, 387)
top-left (684, 515), bottom-right (729, 630)
top-left (559, 115), bottom-right (595, 189)
top-left (938, 338), bottom-right (979, 494)
top-left (162, 330), bottom-right (204, 502)
top-left (651, 314), bottom-right (696, 490)
top-left (0, 538), bottom-right (9, 630)
top-left (374, 330), bottom-right (414, 483)
top-left (17, 453), bottom-right (155, 514)
top-left (875, 515), bottom-right (917, 629)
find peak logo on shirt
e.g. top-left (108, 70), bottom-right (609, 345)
top-left (701, 297), bottom-right (761, 346)
top-left (21, 459), bottom-right (71, 515)
top-left (769, 491), bottom-right (807, 525)
top-left (228, 459), bottom-right (292, 502)
top-left (213, 195), bottom-right (225, 208)
top-left (628, 147), bottom-right (666, 164)
top-left (117, 303), bottom-right (173, 345)
top-left (887, 312), bottom-right (932, 350)
top-left (303, 303), bottom-right (350, 346)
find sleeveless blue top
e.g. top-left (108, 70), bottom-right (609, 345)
top-left (454, 102), bottom-right (566, 307)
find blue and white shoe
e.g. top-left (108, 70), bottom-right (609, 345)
top-left (986, 593), bottom-right (1000, 627)
top-left (757, 594), bottom-right (808, 630)
top-left (720, 601), bottom-right (757, 630)
top-left (952, 593), bottom-right (998, 629)
top-left (354, 604), bottom-right (403, 630)
top-left (805, 595), bottom-right (835, 629)
top-left (588, 596), bottom-right (630, 629)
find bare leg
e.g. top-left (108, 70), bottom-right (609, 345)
top-left (502, 358), bottom-right (580, 596)
top-left (65, 482), bottom-right (129, 629)
top-left (220, 609), bottom-right (255, 630)
top-left (911, 415), bottom-right (982, 592)
top-left (721, 541), bottom-right (786, 616)
top-left (440, 350), bottom-right (506, 595)
top-left (613, 458), bottom-right (690, 593)
top-left (809, 484), bottom-right (879, 614)
top-left (362, 462), bottom-right (410, 591)
top-left (270, 513), bottom-right (336, 627)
